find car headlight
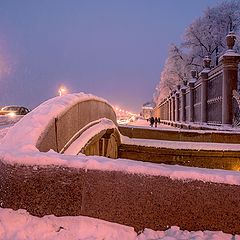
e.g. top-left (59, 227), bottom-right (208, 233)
top-left (7, 112), bottom-right (16, 117)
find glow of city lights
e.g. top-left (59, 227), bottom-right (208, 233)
top-left (114, 105), bottom-right (138, 117)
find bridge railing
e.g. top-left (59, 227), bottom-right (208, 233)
top-left (154, 32), bottom-right (240, 127)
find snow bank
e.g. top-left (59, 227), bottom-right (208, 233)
top-left (0, 208), bottom-right (136, 240)
top-left (137, 227), bottom-right (238, 240)
top-left (0, 208), bottom-right (238, 240)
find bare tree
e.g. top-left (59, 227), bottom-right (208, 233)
top-left (153, 0), bottom-right (240, 105)
top-left (182, 0), bottom-right (240, 68)
top-left (153, 44), bottom-right (189, 104)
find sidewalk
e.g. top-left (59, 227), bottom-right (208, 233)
top-left (127, 119), bottom-right (173, 130)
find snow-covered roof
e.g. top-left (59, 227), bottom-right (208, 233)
top-left (142, 101), bottom-right (155, 108)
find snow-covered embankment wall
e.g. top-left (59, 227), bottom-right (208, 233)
top-left (0, 161), bottom-right (240, 235)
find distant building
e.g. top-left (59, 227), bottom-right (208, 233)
top-left (142, 102), bottom-right (155, 119)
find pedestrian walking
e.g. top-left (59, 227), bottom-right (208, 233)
top-left (154, 117), bottom-right (158, 128)
top-left (150, 116), bottom-right (154, 127)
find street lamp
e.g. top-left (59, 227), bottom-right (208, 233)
top-left (58, 86), bottom-right (67, 96)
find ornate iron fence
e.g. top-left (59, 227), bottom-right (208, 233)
top-left (233, 90), bottom-right (240, 127)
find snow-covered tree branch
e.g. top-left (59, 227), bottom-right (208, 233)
top-left (153, 0), bottom-right (240, 105)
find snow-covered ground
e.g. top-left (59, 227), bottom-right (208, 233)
top-left (0, 208), bottom-right (238, 240)
top-left (1, 95), bottom-right (240, 239)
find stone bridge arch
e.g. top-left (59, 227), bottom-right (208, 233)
top-left (59, 119), bottom-right (121, 158)
top-left (36, 96), bottom-right (120, 158)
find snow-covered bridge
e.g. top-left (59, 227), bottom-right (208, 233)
top-left (0, 93), bottom-right (121, 160)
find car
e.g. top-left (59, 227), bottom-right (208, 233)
top-left (0, 106), bottom-right (30, 116)
top-left (117, 117), bottom-right (130, 125)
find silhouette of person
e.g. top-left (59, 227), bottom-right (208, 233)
top-left (154, 117), bottom-right (158, 127)
top-left (150, 117), bottom-right (154, 127)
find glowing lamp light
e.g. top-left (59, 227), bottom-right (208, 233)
top-left (58, 86), bottom-right (67, 96)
